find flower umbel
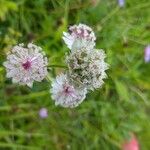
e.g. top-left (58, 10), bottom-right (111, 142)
top-left (66, 40), bottom-right (109, 90)
top-left (3, 43), bottom-right (48, 87)
top-left (50, 73), bottom-right (87, 108)
top-left (63, 23), bottom-right (96, 49)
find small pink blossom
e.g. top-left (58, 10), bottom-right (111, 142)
top-left (122, 135), bottom-right (139, 150)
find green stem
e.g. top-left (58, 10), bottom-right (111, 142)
top-left (48, 64), bottom-right (68, 69)
top-left (0, 131), bottom-right (47, 138)
top-left (0, 142), bottom-right (41, 150)
top-left (0, 104), bottom-right (32, 111)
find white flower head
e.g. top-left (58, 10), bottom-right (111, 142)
top-left (63, 23), bottom-right (96, 50)
top-left (50, 73), bottom-right (87, 108)
top-left (3, 43), bottom-right (48, 87)
top-left (66, 41), bottom-right (109, 90)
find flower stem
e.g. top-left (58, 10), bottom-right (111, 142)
top-left (48, 64), bottom-right (68, 69)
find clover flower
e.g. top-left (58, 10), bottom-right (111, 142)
top-left (66, 40), bottom-right (109, 90)
top-left (3, 43), bottom-right (48, 87)
top-left (50, 73), bottom-right (87, 108)
top-left (62, 23), bottom-right (96, 49)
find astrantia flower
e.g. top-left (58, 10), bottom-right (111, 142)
top-left (62, 23), bottom-right (96, 49)
top-left (66, 40), bottom-right (109, 90)
top-left (39, 108), bottom-right (48, 119)
top-left (50, 73), bottom-right (87, 108)
top-left (144, 45), bottom-right (150, 63)
top-left (3, 43), bottom-right (48, 87)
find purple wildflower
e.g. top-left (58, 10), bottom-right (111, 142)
top-left (144, 45), bottom-right (150, 62)
top-left (39, 108), bottom-right (48, 119)
top-left (118, 0), bottom-right (125, 7)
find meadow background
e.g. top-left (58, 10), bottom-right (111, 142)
top-left (0, 0), bottom-right (150, 149)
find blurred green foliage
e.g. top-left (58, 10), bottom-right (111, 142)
top-left (0, 0), bottom-right (150, 149)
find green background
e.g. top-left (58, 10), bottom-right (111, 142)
top-left (0, 0), bottom-right (150, 149)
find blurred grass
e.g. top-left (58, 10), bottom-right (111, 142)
top-left (0, 0), bottom-right (150, 149)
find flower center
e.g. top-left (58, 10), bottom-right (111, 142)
top-left (22, 60), bottom-right (31, 70)
top-left (63, 85), bottom-right (75, 95)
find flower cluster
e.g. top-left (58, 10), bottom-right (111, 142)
top-left (66, 40), bottom-right (108, 90)
top-left (51, 23), bottom-right (109, 107)
top-left (51, 74), bottom-right (87, 108)
top-left (3, 23), bottom-right (109, 108)
top-left (3, 43), bottom-right (48, 87)
top-left (63, 23), bottom-right (96, 50)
